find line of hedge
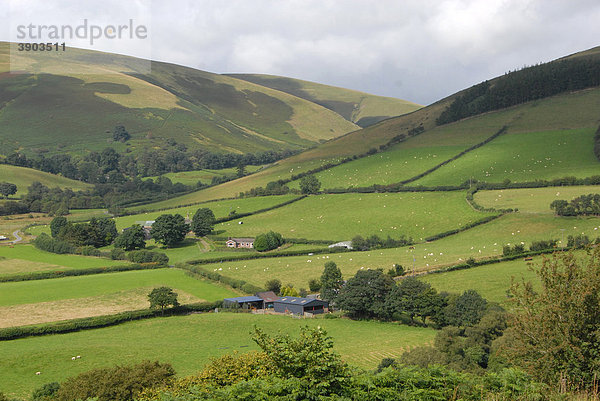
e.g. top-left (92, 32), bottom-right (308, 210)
top-left (186, 246), bottom-right (351, 266)
top-left (0, 263), bottom-right (163, 283)
top-left (213, 195), bottom-right (307, 224)
top-left (466, 186), bottom-right (515, 213)
top-left (0, 301), bottom-right (221, 341)
top-left (424, 214), bottom-right (503, 242)
top-left (181, 264), bottom-right (263, 294)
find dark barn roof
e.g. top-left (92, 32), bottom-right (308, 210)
top-left (274, 296), bottom-right (328, 307)
top-left (224, 296), bottom-right (263, 303)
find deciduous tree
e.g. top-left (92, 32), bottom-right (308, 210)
top-left (150, 214), bottom-right (189, 247)
top-left (191, 208), bottom-right (215, 237)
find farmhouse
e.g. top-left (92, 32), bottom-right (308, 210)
top-left (255, 291), bottom-right (280, 309)
top-left (0, 235), bottom-right (7, 241)
top-left (226, 237), bottom-right (254, 248)
top-left (273, 296), bottom-right (329, 316)
top-left (222, 296), bottom-right (264, 309)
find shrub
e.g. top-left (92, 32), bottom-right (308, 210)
top-left (254, 231), bottom-right (284, 252)
top-left (79, 245), bottom-right (101, 256)
top-left (127, 250), bottom-right (169, 265)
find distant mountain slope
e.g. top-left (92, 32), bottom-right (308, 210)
top-left (137, 46), bottom-right (600, 208)
top-left (227, 73), bottom-right (422, 127)
top-left (1, 42), bottom-right (409, 156)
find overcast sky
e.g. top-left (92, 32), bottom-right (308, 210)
top-left (3, 0), bottom-right (600, 105)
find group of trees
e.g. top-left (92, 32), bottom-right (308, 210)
top-left (254, 231), bottom-right (284, 252)
top-left (436, 55), bottom-right (600, 125)
top-left (551, 193), bottom-right (600, 216)
top-left (351, 234), bottom-right (413, 251)
top-left (0, 182), bottom-right (17, 198)
top-left (48, 217), bottom-right (117, 248)
top-left (3, 144), bottom-right (294, 184)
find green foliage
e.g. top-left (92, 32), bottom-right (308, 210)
top-left (502, 244), bottom-right (526, 257)
top-left (32, 233), bottom-right (76, 254)
top-left (443, 290), bottom-right (487, 327)
top-left (280, 285), bottom-right (299, 297)
top-left (112, 125), bottom-right (130, 142)
top-left (529, 239), bottom-right (558, 252)
top-left (308, 278), bottom-right (321, 292)
top-left (264, 278), bottom-right (282, 294)
top-left (56, 217), bottom-right (117, 248)
top-left (551, 194), bottom-right (600, 216)
top-left (252, 326), bottom-right (350, 397)
top-left (299, 174), bottom-right (321, 194)
top-left (191, 208), bottom-right (215, 237)
top-left (49, 216), bottom-right (67, 238)
top-left (351, 234), bottom-right (413, 251)
top-left (148, 287), bottom-right (179, 311)
top-left (31, 382), bottom-right (60, 401)
top-left (337, 269), bottom-right (395, 319)
top-left (110, 247), bottom-right (127, 260)
top-left (254, 231), bottom-right (284, 252)
top-left (386, 277), bottom-right (444, 323)
top-left (319, 261), bottom-right (343, 302)
top-left (150, 214), bottom-right (189, 247)
top-left (567, 234), bottom-right (591, 249)
top-left (127, 250), bottom-right (169, 265)
top-left (387, 263), bottom-right (405, 277)
top-left (114, 225), bottom-right (146, 251)
top-left (55, 360), bottom-right (174, 401)
top-left (506, 248), bottom-right (600, 387)
top-left (0, 182), bottom-right (17, 198)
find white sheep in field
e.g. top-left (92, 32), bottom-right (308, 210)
top-left (77, 355), bottom-right (81, 359)
top-left (36, 371), bottom-right (41, 375)
top-left (72, 357), bottom-right (76, 361)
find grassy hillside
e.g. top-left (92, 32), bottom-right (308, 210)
top-left (0, 42), bottom-right (371, 156)
top-left (215, 192), bottom-right (496, 242)
top-left (0, 313), bottom-right (435, 397)
top-left (0, 164), bottom-right (92, 196)
top-left (228, 74), bottom-right (422, 126)
top-left (475, 186), bottom-right (600, 214)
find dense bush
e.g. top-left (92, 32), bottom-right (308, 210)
top-left (502, 244), bottom-right (526, 257)
top-left (254, 231), bottom-right (284, 252)
top-left (529, 239), bottom-right (558, 252)
top-left (55, 360), bottom-right (175, 401)
top-left (351, 234), bottom-right (413, 251)
top-left (127, 250), bottom-right (169, 265)
top-left (551, 194), bottom-right (600, 216)
top-left (32, 233), bottom-right (75, 254)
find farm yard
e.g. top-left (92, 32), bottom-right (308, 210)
top-left (0, 313), bottom-right (435, 397)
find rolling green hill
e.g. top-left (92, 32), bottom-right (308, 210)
top-left (0, 42), bottom-right (418, 158)
top-left (0, 164), bottom-right (92, 196)
top-left (227, 73), bottom-right (422, 126)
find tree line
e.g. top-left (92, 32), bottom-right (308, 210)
top-left (551, 193), bottom-right (600, 216)
top-left (436, 55), bottom-right (600, 125)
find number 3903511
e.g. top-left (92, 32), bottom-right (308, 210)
top-left (17, 43), bottom-right (66, 52)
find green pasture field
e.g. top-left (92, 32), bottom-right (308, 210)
top-left (0, 164), bottom-right (91, 197)
top-left (145, 166), bottom-right (266, 186)
top-left (0, 268), bottom-right (234, 307)
top-left (474, 186), bottom-right (600, 214)
top-left (157, 240), bottom-right (327, 264)
top-left (0, 313), bottom-right (436, 397)
top-left (201, 213), bottom-right (600, 289)
top-left (0, 244), bottom-right (128, 276)
top-left (215, 192), bottom-right (496, 242)
top-left (288, 105), bottom-right (526, 189)
top-left (414, 128), bottom-right (599, 186)
top-left (422, 250), bottom-right (589, 304)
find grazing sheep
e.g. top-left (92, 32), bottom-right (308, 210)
top-left (76, 355), bottom-right (81, 359)
top-left (36, 371), bottom-right (41, 375)
top-left (72, 357), bottom-right (76, 360)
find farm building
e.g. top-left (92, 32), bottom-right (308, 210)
top-left (255, 291), bottom-right (280, 308)
top-left (0, 235), bottom-right (7, 241)
top-left (226, 237), bottom-right (254, 248)
top-left (223, 296), bottom-right (264, 309)
top-left (273, 297), bottom-right (329, 316)
top-left (328, 241), bottom-right (353, 250)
